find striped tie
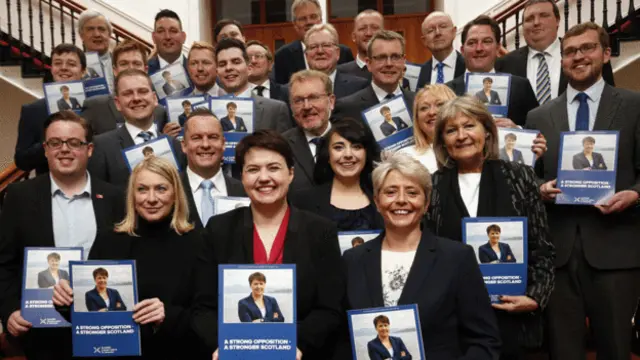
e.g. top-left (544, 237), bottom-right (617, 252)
top-left (535, 53), bottom-right (551, 104)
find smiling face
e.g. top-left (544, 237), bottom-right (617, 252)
top-left (488, 230), bottom-right (501, 245)
top-left (523, 2), bottom-right (559, 51)
top-left (241, 148), bottom-right (294, 206)
top-left (461, 24), bottom-right (499, 72)
top-left (114, 74), bottom-right (158, 126)
top-left (305, 30), bottom-right (339, 74)
top-left (47, 258), bottom-right (60, 271)
top-left (227, 106), bottom-right (237, 117)
top-left (250, 279), bottom-right (265, 297)
top-left (352, 12), bottom-right (383, 55)
top-left (375, 170), bottom-right (428, 231)
top-left (421, 14), bottom-right (456, 54)
top-left (61, 87), bottom-right (70, 99)
top-left (416, 92), bottom-right (444, 142)
top-left (80, 16), bottom-right (110, 54)
top-left (375, 321), bottom-right (390, 338)
top-left (217, 47), bottom-right (249, 94)
top-left (133, 169), bottom-right (175, 222)
top-left (182, 115), bottom-right (225, 178)
top-left (293, 2), bottom-right (322, 39)
top-left (561, 29), bottom-right (610, 91)
top-left (367, 39), bottom-right (405, 91)
top-left (44, 121), bottom-right (93, 178)
top-left (483, 79), bottom-right (492, 91)
top-left (290, 77), bottom-right (334, 135)
top-left (188, 48), bottom-right (217, 91)
top-left (152, 17), bottom-right (186, 59)
top-left (583, 140), bottom-right (595, 154)
top-left (95, 274), bottom-right (108, 290)
top-left (247, 44), bottom-right (271, 82)
top-left (329, 133), bottom-right (366, 181)
top-left (114, 50), bottom-right (146, 75)
top-left (505, 137), bottom-right (516, 150)
top-left (442, 114), bottom-right (487, 168)
top-left (51, 52), bottom-right (84, 82)
top-left (217, 24), bottom-right (245, 43)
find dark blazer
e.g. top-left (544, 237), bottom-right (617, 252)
top-left (380, 117), bottom-right (408, 136)
top-left (333, 85), bottom-right (416, 125)
top-left (416, 51), bottom-right (466, 89)
top-left (220, 116), bottom-right (247, 132)
top-left (341, 231), bottom-right (501, 359)
top-left (273, 40), bottom-right (354, 84)
top-left (269, 80), bottom-right (288, 102)
top-left (495, 44), bottom-right (616, 93)
top-left (14, 98), bottom-right (50, 174)
top-left (337, 60), bottom-right (371, 80)
top-left (367, 336), bottom-right (411, 360)
top-left (525, 84), bottom-right (640, 270)
top-left (478, 242), bottom-right (516, 263)
top-left (192, 206), bottom-right (343, 359)
top-left (37, 269), bottom-right (69, 288)
top-left (147, 55), bottom-right (189, 76)
top-left (499, 147), bottom-right (525, 164)
top-left (446, 73), bottom-right (538, 126)
top-left (251, 94), bottom-right (295, 133)
top-left (56, 97), bottom-right (81, 111)
top-left (88, 126), bottom-right (186, 188)
top-left (85, 287), bottom-right (126, 311)
top-left (237, 294), bottom-right (284, 323)
top-left (333, 71), bottom-right (369, 99)
top-left (81, 94), bottom-right (168, 135)
top-left (475, 89), bottom-right (502, 105)
top-left (572, 152), bottom-right (607, 170)
top-left (282, 127), bottom-right (316, 192)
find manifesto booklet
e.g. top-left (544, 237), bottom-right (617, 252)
top-left (21, 247), bottom-right (83, 327)
top-left (219, 264), bottom-right (296, 359)
top-left (210, 96), bottom-right (255, 164)
top-left (70, 260), bottom-right (140, 357)
top-left (83, 52), bottom-right (111, 98)
top-left (462, 217), bottom-right (528, 303)
top-left (338, 230), bottom-right (382, 255)
top-left (465, 72), bottom-right (511, 118)
top-left (361, 94), bottom-right (414, 152)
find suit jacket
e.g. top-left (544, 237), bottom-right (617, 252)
top-left (446, 74), bottom-right (538, 126)
top-left (14, 98), bottom-right (50, 174)
top-left (81, 94), bottom-right (168, 135)
top-left (147, 55), bottom-right (189, 76)
top-left (163, 80), bottom-right (186, 96)
top-left (333, 85), bottom-right (416, 125)
top-left (341, 231), bottom-right (501, 359)
top-left (192, 207), bottom-right (343, 359)
top-left (56, 97), bottom-right (81, 111)
top-left (337, 60), bottom-right (371, 80)
top-left (282, 127), bottom-right (316, 192)
top-left (37, 269), bottom-right (69, 288)
top-left (273, 40), bottom-right (355, 85)
top-left (478, 242), bottom-right (516, 263)
top-left (416, 51), bottom-right (466, 89)
top-left (85, 287), bottom-right (126, 311)
top-left (475, 89), bottom-right (502, 105)
top-left (237, 294), bottom-right (284, 323)
top-left (268, 80), bottom-right (288, 102)
top-left (380, 117), bottom-right (408, 136)
top-left (178, 113), bottom-right (188, 127)
top-left (367, 336), bottom-right (411, 360)
top-left (333, 71), bottom-right (369, 99)
top-left (525, 84), bottom-right (640, 270)
top-left (499, 147), bottom-right (525, 164)
top-left (495, 44), bottom-right (616, 94)
top-left (88, 126), bottom-right (186, 188)
top-left (572, 152), bottom-right (607, 170)
top-left (220, 116), bottom-right (247, 132)
top-left (251, 94), bottom-right (295, 132)
top-left (180, 171), bottom-right (246, 229)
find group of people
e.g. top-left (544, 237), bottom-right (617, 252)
top-left (1, 0), bottom-right (639, 359)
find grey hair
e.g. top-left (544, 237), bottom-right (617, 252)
top-left (372, 151), bottom-right (433, 202)
top-left (77, 10), bottom-right (113, 35)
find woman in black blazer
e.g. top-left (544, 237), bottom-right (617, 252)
top-left (290, 118), bottom-right (383, 231)
top-left (192, 130), bottom-right (343, 360)
top-left (342, 151), bottom-right (501, 359)
top-left (426, 96), bottom-right (555, 358)
top-left (53, 157), bottom-right (207, 359)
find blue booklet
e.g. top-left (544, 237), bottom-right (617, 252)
top-left (403, 62), bottom-right (421, 92)
top-left (218, 264), bottom-right (296, 359)
top-left (497, 128), bottom-right (540, 167)
top-left (462, 217), bottom-right (528, 303)
top-left (347, 304), bottom-right (425, 360)
top-left (338, 230), bottom-right (381, 255)
top-left (43, 80), bottom-right (86, 114)
top-left (361, 94), bottom-right (415, 152)
top-left (556, 131), bottom-right (619, 205)
top-left (21, 247), bottom-right (83, 327)
top-left (213, 196), bottom-right (251, 216)
top-left (466, 72), bottom-right (511, 118)
top-left (83, 52), bottom-right (111, 98)
top-left (70, 260), bottom-right (140, 357)
top-left (121, 135), bottom-right (181, 173)
top-left (210, 97), bottom-right (255, 164)
top-left (165, 95), bottom-right (206, 139)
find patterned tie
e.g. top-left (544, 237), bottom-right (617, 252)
top-left (137, 131), bottom-right (154, 143)
top-left (254, 85), bottom-right (266, 97)
top-left (535, 53), bottom-right (552, 105)
top-left (200, 180), bottom-right (216, 225)
top-left (575, 92), bottom-right (590, 131)
top-left (435, 62), bottom-right (445, 84)
top-left (309, 137), bottom-right (323, 160)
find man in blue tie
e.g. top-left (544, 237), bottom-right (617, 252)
top-left (526, 22), bottom-right (640, 360)
top-left (416, 12), bottom-right (465, 88)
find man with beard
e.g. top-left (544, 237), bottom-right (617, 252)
top-left (337, 10), bottom-right (383, 80)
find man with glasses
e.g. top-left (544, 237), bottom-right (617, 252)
top-left (273, 0), bottom-right (354, 85)
top-left (337, 9), bottom-right (384, 80)
top-left (148, 9), bottom-right (187, 75)
top-left (333, 30), bottom-right (415, 123)
top-left (527, 22), bottom-right (640, 360)
top-left (0, 110), bottom-right (124, 360)
top-left (247, 40), bottom-right (287, 102)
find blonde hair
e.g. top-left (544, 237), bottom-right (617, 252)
top-left (433, 96), bottom-right (499, 169)
top-left (115, 156), bottom-right (194, 236)
top-left (289, 69), bottom-right (333, 96)
top-left (303, 23), bottom-right (339, 46)
top-left (412, 84), bottom-right (456, 152)
top-left (188, 41), bottom-right (215, 61)
top-left (372, 151), bottom-right (432, 203)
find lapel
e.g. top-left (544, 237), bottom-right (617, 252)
top-left (116, 125), bottom-right (135, 149)
top-left (550, 92), bottom-right (570, 132)
top-left (361, 85), bottom-right (379, 107)
top-left (36, 176), bottom-right (56, 246)
top-left (397, 229), bottom-right (438, 305)
top-left (450, 76), bottom-right (466, 96)
top-left (282, 206), bottom-right (300, 263)
top-left (423, 59), bottom-right (433, 84)
top-left (513, 47), bottom-right (529, 77)
top-left (90, 177), bottom-right (110, 233)
top-left (334, 72), bottom-right (347, 98)
top-left (593, 84), bottom-right (619, 130)
top-left (290, 128), bottom-right (315, 181)
top-left (252, 95), bottom-right (266, 126)
top-left (106, 96), bottom-right (124, 126)
top-left (454, 51), bottom-right (466, 78)
top-left (270, 80), bottom-right (281, 100)
top-left (292, 40), bottom-right (306, 71)
top-left (181, 171), bottom-right (202, 228)
top-left (241, 208), bottom-right (255, 262)
top-left (363, 235), bottom-right (385, 307)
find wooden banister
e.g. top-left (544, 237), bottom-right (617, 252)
top-left (0, 164), bottom-right (27, 195)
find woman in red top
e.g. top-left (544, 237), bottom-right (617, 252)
top-left (192, 130), bottom-right (343, 360)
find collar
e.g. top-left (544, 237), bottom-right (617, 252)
top-left (329, 70), bottom-right (337, 86)
top-left (158, 53), bottom-right (185, 69)
top-left (99, 52), bottom-right (112, 63)
top-left (465, 68), bottom-right (496, 75)
top-left (566, 77), bottom-right (605, 104)
top-left (228, 86), bottom-right (253, 98)
top-left (304, 121), bottom-right (332, 142)
top-left (124, 121), bottom-right (158, 141)
top-left (186, 166), bottom-right (226, 194)
top-left (356, 54), bottom-right (367, 69)
top-left (371, 82), bottom-right (402, 102)
top-left (432, 50), bottom-right (457, 70)
top-left (50, 172), bottom-right (92, 197)
top-left (192, 83), bottom-right (222, 97)
top-left (250, 79), bottom-right (270, 90)
top-left (528, 38), bottom-right (561, 60)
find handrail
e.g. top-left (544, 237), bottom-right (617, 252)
top-left (0, 164), bottom-right (27, 197)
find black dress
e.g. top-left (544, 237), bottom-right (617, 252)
top-left (330, 202), bottom-right (380, 231)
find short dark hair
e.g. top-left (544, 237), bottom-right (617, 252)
top-left (486, 224), bottom-right (502, 234)
top-left (248, 272), bottom-right (266, 284)
top-left (373, 314), bottom-right (390, 327)
top-left (314, 118), bottom-right (380, 189)
top-left (235, 130), bottom-right (294, 170)
top-left (47, 252), bottom-right (61, 261)
top-left (562, 22), bottom-right (610, 50)
top-left (226, 102), bottom-right (237, 109)
top-left (214, 19), bottom-right (244, 40)
top-left (114, 68), bottom-right (153, 95)
top-left (461, 15), bottom-right (501, 44)
top-left (351, 237), bottom-right (365, 246)
top-left (582, 136), bottom-right (596, 144)
top-left (59, 85), bottom-right (70, 92)
top-left (142, 146), bottom-right (154, 155)
top-left (43, 110), bottom-right (93, 143)
top-left (246, 40), bottom-right (274, 62)
top-left (215, 38), bottom-right (249, 63)
top-left (379, 106), bottom-right (391, 115)
top-left (92, 267), bottom-right (108, 279)
top-left (52, 43), bottom-right (87, 70)
top-left (183, 108), bottom-right (219, 136)
top-left (523, 0), bottom-right (560, 19)
top-left (504, 133), bottom-right (517, 141)
top-left (112, 39), bottom-right (149, 67)
top-left (482, 77), bottom-right (493, 84)
top-left (154, 9), bottom-right (182, 30)
top-left (181, 100), bottom-right (192, 107)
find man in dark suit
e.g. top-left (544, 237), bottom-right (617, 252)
top-left (336, 10), bottom-right (383, 80)
top-left (496, 0), bottom-right (614, 105)
top-left (148, 9), bottom-right (188, 75)
top-left (180, 108), bottom-right (245, 228)
top-left (333, 30), bottom-right (416, 124)
top-left (273, 0), bottom-right (354, 85)
top-left (247, 40), bottom-right (287, 102)
top-left (14, 43), bottom-right (86, 175)
top-left (572, 136), bottom-right (607, 170)
top-left (0, 111), bottom-right (124, 360)
top-left (416, 12), bottom-right (466, 88)
top-left (526, 23), bottom-right (640, 360)
top-left (474, 77), bottom-right (502, 105)
top-left (88, 68), bottom-right (185, 188)
top-left (56, 86), bottom-right (82, 110)
top-left (220, 102), bottom-right (247, 132)
top-left (378, 106), bottom-right (408, 136)
top-left (446, 15), bottom-right (539, 127)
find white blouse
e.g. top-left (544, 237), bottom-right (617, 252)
top-left (458, 173), bottom-right (482, 217)
top-left (381, 250), bottom-right (417, 307)
top-left (399, 145), bottom-right (438, 174)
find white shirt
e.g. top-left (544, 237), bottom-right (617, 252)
top-left (304, 122), bottom-right (332, 159)
top-left (301, 42), bottom-right (310, 70)
top-left (465, 68), bottom-right (496, 76)
top-left (431, 50), bottom-right (458, 84)
top-left (251, 79), bottom-right (271, 99)
top-left (381, 249), bottom-right (416, 307)
top-left (100, 52), bottom-right (114, 93)
top-left (158, 53), bottom-right (185, 69)
top-left (187, 167), bottom-right (228, 219)
top-left (233, 86), bottom-right (253, 98)
top-left (371, 82), bottom-right (402, 103)
top-left (458, 173), bottom-right (482, 217)
top-left (104, 296), bottom-right (110, 308)
top-left (192, 83), bottom-right (223, 97)
top-left (124, 122), bottom-right (159, 145)
top-left (356, 54), bottom-right (367, 69)
top-left (398, 145), bottom-right (438, 174)
top-left (259, 306), bottom-right (266, 318)
top-left (527, 38), bottom-right (562, 100)
top-left (566, 77), bottom-right (605, 131)
top-left (388, 347), bottom-right (395, 358)
top-left (328, 70), bottom-right (337, 91)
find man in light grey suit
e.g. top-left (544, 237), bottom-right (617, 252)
top-left (525, 22), bottom-right (640, 360)
top-left (81, 40), bottom-right (169, 135)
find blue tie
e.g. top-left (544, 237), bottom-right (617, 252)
top-left (575, 92), bottom-right (590, 131)
top-left (435, 62), bottom-right (445, 84)
top-left (200, 180), bottom-right (216, 225)
top-left (137, 131), bottom-right (153, 143)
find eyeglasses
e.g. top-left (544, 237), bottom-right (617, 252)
top-left (45, 137), bottom-right (89, 150)
top-left (370, 54), bottom-right (405, 63)
top-left (249, 53), bottom-right (267, 60)
top-left (562, 42), bottom-right (600, 57)
top-left (291, 93), bottom-right (328, 107)
top-left (306, 43), bottom-right (336, 53)
top-left (294, 13), bottom-right (320, 24)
